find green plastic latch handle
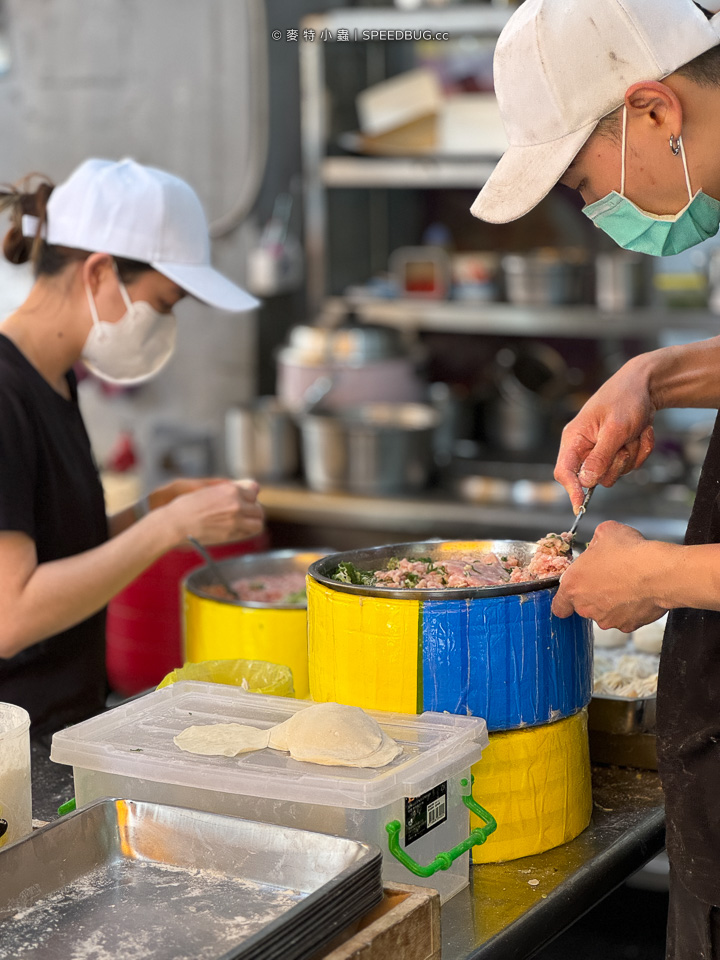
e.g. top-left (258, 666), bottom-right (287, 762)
top-left (385, 777), bottom-right (497, 879)
top-left (58, 798), bottom-right (76, 816)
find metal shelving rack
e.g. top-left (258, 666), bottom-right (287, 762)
top-left (299, 5), bottom-right (510, 316)
top-left (299, 6), bottom-right (720, 337)
top-left (320, 295), bottom-right (720, 338)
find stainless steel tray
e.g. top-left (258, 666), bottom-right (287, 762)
top-left (588, 695), bottom-right (658, 770)
top-left (589, 693), bottom-right (657, 736)
top-left (309, 539), bottom-right (567, 600)
top-left (0, 799), bottom-right (383, 960)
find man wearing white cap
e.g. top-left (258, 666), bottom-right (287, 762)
top-left (472, 0), bottom-right (720, 952)
top-left (0, 158), bottom-right (263, 739)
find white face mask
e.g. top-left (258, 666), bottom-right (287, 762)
top-left (82, 266), bottom-right (177, 385)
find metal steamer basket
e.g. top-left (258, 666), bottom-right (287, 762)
top-left (307, 540), bottom-right (593, 731)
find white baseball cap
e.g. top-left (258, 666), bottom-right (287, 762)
top-left (471, 0), bottom-right (720, 225)
top-left (22, 158), bottom-right (259, 312)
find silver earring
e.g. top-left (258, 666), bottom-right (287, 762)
top-left (669, 134), bottom-right (682, 156)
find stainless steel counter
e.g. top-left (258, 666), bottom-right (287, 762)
top-left (443, 766), bottom-right (665, 959)
top-left (31, 744), bottom-right (664, 960)
top-left (259, 483), bottom-right (690, 549)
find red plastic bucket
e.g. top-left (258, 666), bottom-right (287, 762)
top-left (106, 534), bottom-right (269, 695)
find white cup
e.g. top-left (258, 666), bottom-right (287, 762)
top-left (0, 703), bottom-right (32, 848)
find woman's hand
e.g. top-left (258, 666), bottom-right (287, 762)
top-left (554, 356), bottom-right (657, 512)
top-left (0, 479), bottom-right (265, 657)
top-left (148, 477), bottom-right (226, 510)
top-left (551, 521), bottom-right (672, 632)
top-left (162, 479), bottom-right (264, 546)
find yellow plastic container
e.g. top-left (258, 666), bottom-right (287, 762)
top-left (156, 658), bottom-right (294, 697)
top-left (183, 550), bottom-right (329, 699)
top-left (470, 709), bottom-right (592, 864)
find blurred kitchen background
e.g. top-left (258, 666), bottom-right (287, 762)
top-left (0, 0), bottom-right (715, 553)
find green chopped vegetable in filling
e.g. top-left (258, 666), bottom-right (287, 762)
top-left (332, 561), bottom-right (376, 586)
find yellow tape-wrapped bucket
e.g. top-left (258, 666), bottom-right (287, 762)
top-left (183, 550), bottom-right (330, 699)
top-left (470, 709), bottom-right (592, 863)
top-left (307, 542), bottom-right (592, 730)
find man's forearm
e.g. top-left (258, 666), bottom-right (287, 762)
top-left (644, 335), bottom-right (720, 411)
top-left (644, 541), bottom-right (720, 613)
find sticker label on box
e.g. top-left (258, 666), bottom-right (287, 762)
top-left (404, 781), bottom-right (447, 846)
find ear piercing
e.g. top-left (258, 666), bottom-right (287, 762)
top-left (669, 134), bottom-right (682, 156)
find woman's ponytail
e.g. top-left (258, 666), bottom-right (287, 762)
top-left (0, 175), bottom-right (54, 268)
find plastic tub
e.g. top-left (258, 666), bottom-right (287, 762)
top-left (0, 703), bottom-right (31, 848)
top-left (51, 682), bottom-right (492, 901)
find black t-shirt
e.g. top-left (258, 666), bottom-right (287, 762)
top-left (0, 334), bottom-right (108, 738)
top-left (658, 408), bottom-right (720, 904)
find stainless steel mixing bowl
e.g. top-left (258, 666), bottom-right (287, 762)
top-left (308, 539), bottom-right (568, 601)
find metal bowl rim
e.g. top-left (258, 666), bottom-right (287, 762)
top-left (184, 548), bottom-right (332, 609)
top-left (308, 539), bottom-right (567, 600)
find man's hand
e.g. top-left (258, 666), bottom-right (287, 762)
top-left (554, 356), bottom-right (656, 512)
top-left (552, 521), bottom-right (671, 632)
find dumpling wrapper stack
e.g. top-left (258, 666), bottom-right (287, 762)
top-left (173, 702), bottom-right (402, 767)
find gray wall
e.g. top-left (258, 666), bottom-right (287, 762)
top-left (0, 0), bottom-right (266, 483)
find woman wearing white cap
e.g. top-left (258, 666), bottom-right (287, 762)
top-left (0, 158), bottom-right (263, 740)
top-left (472, 0), bottom-right (720, 954)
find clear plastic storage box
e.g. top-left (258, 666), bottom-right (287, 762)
top-left (51, 682), bottom-right (491, 900)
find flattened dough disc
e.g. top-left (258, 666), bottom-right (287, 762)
top-left (174, 723), bottom-right (270, 757)
top-left (268, 701), bottom-right (402, 767)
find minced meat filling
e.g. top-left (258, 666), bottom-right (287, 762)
top-left (332, 533), bottom-right (573, 589)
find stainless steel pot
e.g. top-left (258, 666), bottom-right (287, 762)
top-left (502, 249), bottom-right (590, 306)
top-left (595, 252), bottom-right (649, 311)
top-left (485, 344), bottom-right (568, 453)
top-left (225, 397), bottom-right (299, 481)
top-left (285, 324), bottom-right (404, 365)
top-left (308, 539), bottom-right (568, 600)
top-left (185, 548), bottom-right (333, 607)
top-left (299, 403), bottom-right (440, 495)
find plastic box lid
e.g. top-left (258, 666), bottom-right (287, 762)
top-left (51, 682), bottom-right (488, 810)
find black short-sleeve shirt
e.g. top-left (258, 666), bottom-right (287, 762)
top-left (0, 334), bottom-right (109, 737)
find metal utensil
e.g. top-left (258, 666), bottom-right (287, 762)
top-left (187, 537), bottom-right (240, 600)
top-left (568, 486), bottom-right (595, 540)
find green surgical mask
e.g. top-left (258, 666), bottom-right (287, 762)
top-left (583, 106), bottom-right (720, 257)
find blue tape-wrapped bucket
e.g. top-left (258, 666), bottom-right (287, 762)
top-left (308, 540), bottom-right (593, 731)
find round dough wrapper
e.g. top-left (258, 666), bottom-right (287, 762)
top-left (633, 615), bottom-right (667, 655)
top-left (345, 731), bottom-right (402, 768)
top-left (268, 702), bottom-right (401, 767)
top-left (290, 727), bottom-right (402, 768)
top-left (174, 723), bottom-right (269, 757)
top-left (593, 622), bottom-right (629, 649)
